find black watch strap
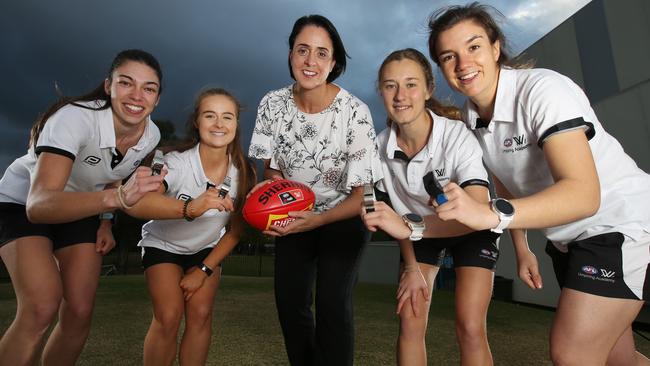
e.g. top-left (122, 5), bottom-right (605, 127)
top-left (199, 263), bottom-right (213, 277)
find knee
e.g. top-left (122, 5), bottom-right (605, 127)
top-left (62, 299), bottom-right (95, 326)
top-left (22, 298), bottom-right (61, 333)
top-left (399, 310), bottom-right (427, 341)
top-left (153, 308), bottom-right (183, 336)
top-left (549, 342), bottom-right (587, 366)
top-left (455, 318), bottom-right (486, 347)
top-left (186, 304), bottom-right (212, 329)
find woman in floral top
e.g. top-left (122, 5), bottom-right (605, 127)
top-left (248, 14), bottom-right (381, 366)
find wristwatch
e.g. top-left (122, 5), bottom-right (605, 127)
top-left (402, 213), bottom-right (425, 241)
top-left (490, 198), bottom-right (515, 233)
top-left (99, 212), bottom-right (115, 221)
top-left (199, 262), bottom-right (213, 277)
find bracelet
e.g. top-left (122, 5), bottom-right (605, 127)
top-left (403, 264), bottom-right (420, 273)
top-left (116, 185), bottom-right (134, 210)
top-left (183, 198), bottom-right (194, 221)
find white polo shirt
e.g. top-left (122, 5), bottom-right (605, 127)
top-left (464, 67), bottom-right (650, 244)
top-left (139, 144), bottom-right (239, 255)
top-left (0, 100), bottom-right (160, 204)
top-left (376, 109), bottom-right (489, 217)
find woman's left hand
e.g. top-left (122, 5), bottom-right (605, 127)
top-left (434, 183), bottom-right (498, 231)
top-left (180, 269), bottom-right (207, 301)
top-left (95, 220), bottom-right (116, 255)
top-left (263, 211), bottom-right (323, 237)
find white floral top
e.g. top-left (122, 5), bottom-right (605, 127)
top-left (249, 85), bottom-right (382, 212)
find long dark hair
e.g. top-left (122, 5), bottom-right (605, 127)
top-left (378, 48), bottom-right (460, 124)
top-left (170, 88), bottom-right (256, 213)
top-left (427, 2), bottom-right (514, 67)
top-left (29, 49), bottom-right (163, 148)
top-left (288, 14), bottom-right (349, 83)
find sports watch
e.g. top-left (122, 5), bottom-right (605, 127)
top-left (490, 198), bottom-right (515, 233)
top-left (199, 262), bottom-right (214, 277)
top-left (402, 213), bottom-right (425, 241)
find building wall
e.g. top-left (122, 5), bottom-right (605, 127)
top-left (496, 0), bottom-right (650, 308)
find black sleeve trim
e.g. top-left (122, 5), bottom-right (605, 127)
top-left (537, 117), bottom-right (595, 148)
top-left (162, 180), bottom-right (169, 192)
top-left (459, 179), bottom-right (489, 188)
top-left (34, 146), bottom-right (75, 161)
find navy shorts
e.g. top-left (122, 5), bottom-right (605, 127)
top-left (546, 232), bottom-right (650, 300)
top-left (0, 202), bottom-right (99, 250)
top-left (403, 230), bottom-right (500, 270)
top-left (141, 246), bottom-right (218, 271)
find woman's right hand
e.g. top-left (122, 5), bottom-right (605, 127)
top-left (189, 188), bottom-right (235, 216)
top-left (118, 166), bottom-right (167, 208)
top-left (361, 201), bottom-right (411, 240)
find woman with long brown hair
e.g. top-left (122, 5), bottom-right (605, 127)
top-left (362, 48), bottom-right (498, 365)
top-left (124, 88), bottom-right (255, 366)
top-left (0, 49), bottom-right (165, 365)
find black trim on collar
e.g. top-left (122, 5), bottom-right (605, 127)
top-left (475, 118), bottom-right (490, 129)
top-left (206, 182), bottom-right (216, 190)
top-left (392, 150), bottom-right (411, 162)
top-left (538, 117), bottom-right (595, 148)
top-left (110, 149), bottom-right (125, 169)
top-left (34, 146), bottom-right (75, 161)
top-left (460, 179), bottom-right (490, 188)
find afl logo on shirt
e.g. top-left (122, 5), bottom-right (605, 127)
top-left (503, 138), bottom-right (513, 148)
top-left (83, 156), bottom-right (101, 166)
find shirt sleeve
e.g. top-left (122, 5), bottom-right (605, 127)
top-left (524, 71), bottom-right (596, 147)
top-left (248, 91), bottom-right (275, 161)
top-left (35, 104), bottom-right (94, 160)
top-left (340, 101), bottom-right (384, 190)
top-left (449, 125), bottom-right (489, 188)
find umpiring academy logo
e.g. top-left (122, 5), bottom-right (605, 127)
top-left (578, 265), bottom-right (616, 283)
top-left (502, 134), bottom-right (531, 153)
top-left (83, 156), bottom-right (101, 165)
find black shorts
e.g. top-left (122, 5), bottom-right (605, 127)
top-left (403, 230), bottom-right (500, 270)
top-left (0, 202), bottom-right (99, 250)
top-left (545, 232), bottom-right (649, 300)
top-left (141, 246), bottom-right (218, 271)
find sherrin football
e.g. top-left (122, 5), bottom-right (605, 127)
top-left (243, 179), bottom-right (315, 231)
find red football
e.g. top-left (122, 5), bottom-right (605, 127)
top-left (243, 179), bottom-right (316, 231)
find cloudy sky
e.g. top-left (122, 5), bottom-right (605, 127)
top-left (0, 0), bottom-right (591, 172)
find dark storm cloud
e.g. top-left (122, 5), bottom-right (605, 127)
top-left (0, 0), bottom-right (590, 172)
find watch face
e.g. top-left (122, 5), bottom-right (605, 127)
top-left (404, 213), bottom-right (423, 223)
top-left (495, 199), bottom-right (514, 215)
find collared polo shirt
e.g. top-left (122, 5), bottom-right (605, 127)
top-left (464, 67), bottom-right (650, 244)
top-left (377, 109), bottom-right (488, 217)
top-left (0, 100), bottom-right (160, 204)
top-left (139, 144), bottom-right (239, 254)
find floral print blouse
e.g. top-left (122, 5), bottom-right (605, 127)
top-left (249, 85), bottom-right (381, 212)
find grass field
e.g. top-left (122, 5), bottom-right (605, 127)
top-left (1, 275), bottom-right (649, 365)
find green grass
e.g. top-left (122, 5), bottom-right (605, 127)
top-left (1, 275), bottom-right (649, 365)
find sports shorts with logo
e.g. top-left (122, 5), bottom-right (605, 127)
top-left (545, 231), bottom-right (650, 300)
top-left (402, 230), bottom-right (500, 270)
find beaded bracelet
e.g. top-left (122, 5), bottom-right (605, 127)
top-left (183, 198), bottom-right (194, 221)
